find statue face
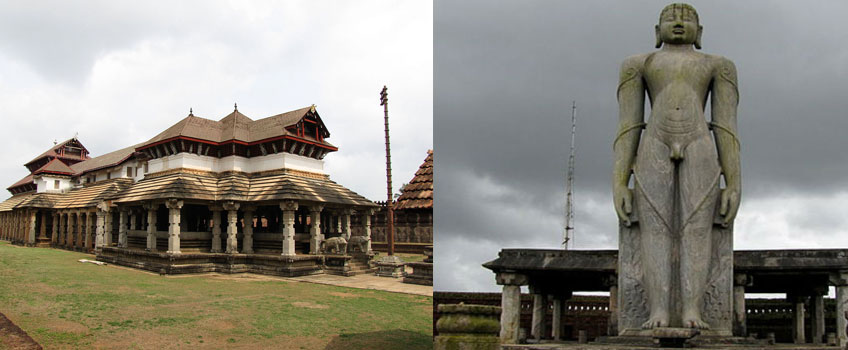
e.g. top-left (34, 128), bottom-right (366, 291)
top-left (657, 5), bottom-right (700, 46)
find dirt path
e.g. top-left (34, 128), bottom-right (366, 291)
top-left (0, 312), bottom-right (42, 350)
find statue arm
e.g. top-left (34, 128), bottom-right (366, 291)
top-left (711, 57), bottom-right (741, 226)
top-left (613, 55), bottom-right (646, 226)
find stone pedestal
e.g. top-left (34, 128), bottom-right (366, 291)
top-left (434, 303), bottom-right (501, 350)
top-left (375, 255), bottom-right (404, 278)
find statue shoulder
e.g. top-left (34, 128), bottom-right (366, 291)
top-left (709, 55), bottom-right (738, 82)
top-left (619, 54), bottom-right (648, 82)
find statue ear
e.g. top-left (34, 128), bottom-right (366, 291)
top-left (655, 25), bottom-right (662, 48)
top-left (694, 25), bottom-right (703, 49)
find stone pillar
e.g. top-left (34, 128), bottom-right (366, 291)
top-left (84, 212), bottom-right (92, 251)
top-left (342, 210), bottom-right (352, 240)
top-left (144, 203), bottom-right (157, 251)
top-left (496, 272), bottom-right (528, 344)
top-left (791, 295), bottom-right (806, 344)
top-left (210, 206), bottom-right (222, 253)
top-left (223, 201), bottom-right (240, 254)
top-left (76, 211), bottom-right (84, 249)
top-left (551, 295), bottom-right (563, 341)
top-left (166, 199), bottom-right (183, 254)
top-left (242, 206), bottom-right (255, 254)
top-left (118, 208), bottom-right (128, 248)
top-left (811, 293), bottom-right (825, 344)
top-left (129, 211), bottom-right (137, 231)
top-left (103, 210), bottom-right (113, 247)
top-left (51, 212), bottom-right (58, 245)
top-left (66, 212), bottom-right (73, 247)
top-left (38, 211), bottom-right (47, 240)
top-left (362, 208), bottom-right (375, 253)
top-left (309, 205), bottom-right (324, 254)
top-left (27, 211), bottom-right (37, 245)
top-left (733, 273), bottom-right (751, 337)
top-left (95, 209), bottom-right (106, 250)
top-left (280, 201), bottom-right (298, 256)
top-left (530, 288), bottom-right (547, 342)
top-left (837, 283), bottom-right (848, 347)
top-left (58, 213), bottom-right (66, 246)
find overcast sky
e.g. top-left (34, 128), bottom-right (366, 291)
top-left (434, 0), bottom-right (848, 292)
top-left (0, 1), bottom-right (432, 203)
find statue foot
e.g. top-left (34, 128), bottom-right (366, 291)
top-left (682, 316), bottom-right (710, 329)
top-left (641, 314), bottom-right (669, 329)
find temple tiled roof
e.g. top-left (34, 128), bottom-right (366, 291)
top-left (34, 158), bottom-right (75, 175)
top-left (395, 150), bottom-right (433, 210)
top-left (69, 144), bottom-right (140, 175)
top-left (0, 179), bottom-right (134, 211)
top-left (7, 174), bottom-right (33, 190)
top-left (24, 138), bottom-right (90, 166)
top-left (0, 193), bottom-right (34, 212)
top-left (114, 169), bottom-right (376, 207)
top-left (139, 106), bottom-right (334, 147)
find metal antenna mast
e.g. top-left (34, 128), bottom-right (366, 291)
top-left (564, 101), bottom-right (577, 249)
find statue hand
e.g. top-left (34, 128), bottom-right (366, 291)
top-left (613, 185), bottom-right (633, 226)
top-left (719, 186), bottom-right (740, 228)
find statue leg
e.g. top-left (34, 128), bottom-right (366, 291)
top-left (678, 135), bottom-right (721, 329)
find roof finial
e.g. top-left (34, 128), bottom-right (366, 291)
top-left (53, 139), bottom-right (57, 145)
top-left (234, 103), bottom-right (238, 111)
top-left (74, 132), bottom-right (78, 140)
top-left (189, 107), bottom-right (193, 116)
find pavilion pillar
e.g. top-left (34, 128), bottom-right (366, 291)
top-left (342, 210), bottom-right (352, 240)
top-left (210, 206), bottom-right (222, 253)
top-left (811, 292), bottom-right (824, 344)
top-left (497, 272), bottom-right (528, 344)
top-left (836, 277), bottom-right (848, 347)
top-left (58, 213), bottom-right (65, 246)
top-left (280, 201), bottom-right (298, 256)
top-left (103, 209), bottom-right (113, 247)
top-left (129, 211), bottom-right (137, 231)
top-left (118, 208), bottom-right (128, 248)
top-left (83, 212), bottom-right (91, 251)
top-left (733, 273), bottom-right (751, 337)
top-left (529, 287), bottom-right (547, 342)
top-left (66, 212), bottom-right (73, 247)
top-left (309, 205), bottom-right (324, 254)
top-left (361, 208), bottom-right (375, 254)
top-left (223, 202), bottom-right (239, 254)
top-left (551, 295), bottom-right (563, 341)
top-left (27, 210), bottom-right (37, 245)
top-left (166, 199), bottom-right (183, 255)
top-left (242, 206), bottom-right (255, 254)
top-left (791, 295), bottom-right (806, 344)
top-left (75, 211), bottom-right (84, 249)
top-left (51, 212), bottom-right (58, 246)
top-left (144, 203), bottom-right (157, 251)
top-left (38, 211), bottom-right (47, 241)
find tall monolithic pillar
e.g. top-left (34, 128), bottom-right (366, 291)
top-left (309, 205), bottom-right (324, 254)
top-left (242, 206), bottom-right (255, 254)
top-left (496, 272), bottom-right (528, 344)
top-left (210, 206), bottom-right (222, 253)
top-left (144, 203), bottom-right (157, 251)
top-left (118, 208), bottom-right (128, 248)
top-left (223, 201), bottom-right (240, 254)
top-left (166, 199), bottom-right (183, 254)
top-left (279, 201), bottom-right (298, 256)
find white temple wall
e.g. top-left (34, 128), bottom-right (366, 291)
top-left (147, 152), bottom-right (324, 175)
top-left (36, 175), bottom-right (72, 193)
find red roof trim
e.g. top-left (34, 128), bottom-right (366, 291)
top-left (137, 135), bottom-right (338, 153)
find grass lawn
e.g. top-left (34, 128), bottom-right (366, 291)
top-left (0, 241), bottom-right (432, 350)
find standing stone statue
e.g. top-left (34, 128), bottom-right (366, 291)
top-left (613, 3), bottom-right (740, 333)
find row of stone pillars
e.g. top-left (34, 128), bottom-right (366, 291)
top-left (495, 272), bottom-right (618, 344)
top-left (0, 209), bottom-right (112, 252)
top-left (131, 200), bottom-right (375, 256)
top-left (0, 210), bottom-right (39, 245)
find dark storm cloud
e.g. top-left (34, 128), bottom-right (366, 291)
top-left (435, 0), bottom-right (848, 291)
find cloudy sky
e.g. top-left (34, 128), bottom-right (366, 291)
top-left (434, 0), bottom-right (848, 292)
top-left (0, 1), bottom-right (432, 203)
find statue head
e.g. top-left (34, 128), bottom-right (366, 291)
top-left (655, 3), bottom-right (702, 49)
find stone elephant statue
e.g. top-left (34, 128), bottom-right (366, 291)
top-left (320, 237), bottom-right (347, 255)
top-left (347, 236), bottom-right (370, 253)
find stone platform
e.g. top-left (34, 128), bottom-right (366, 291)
top-left (97, 247), bottom-right (374, 277)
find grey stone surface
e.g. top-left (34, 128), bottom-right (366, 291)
top-left (613, 3), bottom-right (739, 333)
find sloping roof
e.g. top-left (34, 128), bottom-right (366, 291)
top-left (51, 178), bottom-right (134, 209)
top-left (395, 150), bottom-right (433, 210)
top-left (0, 193), bottom-right (34, 212)
top-left (137, 106), bottom-right (333, 147)
top-left (25, 138), bottom-right (89, 166)
top-left (7, 174), bottom-right (34, 190)
top-left (69, 144), bottom-right (140, 175)
top-left (114, 169), bottom-right (376, 207)
top-left (34, 158), bottom-right (75, 175)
